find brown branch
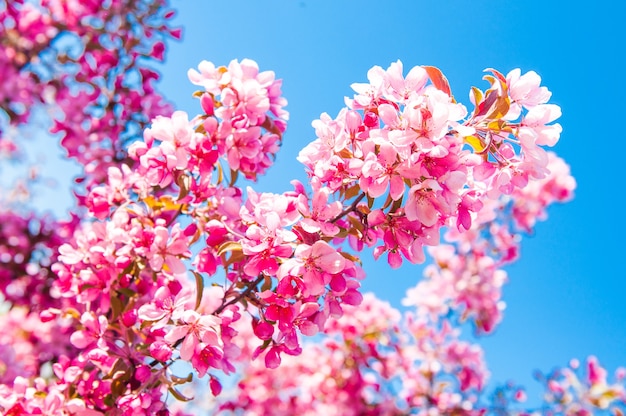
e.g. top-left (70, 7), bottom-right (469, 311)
top-left (214, 274), bottom-right (265, 315)
top-left (330, 192), bottom-right (367, 223)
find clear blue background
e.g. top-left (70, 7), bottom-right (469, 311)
top-left (24, 0), bottom-right (626, 404)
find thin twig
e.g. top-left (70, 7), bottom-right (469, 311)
top-left (330, 192), bottom-right (367, 223)
top-left (214, 274), bottom-right (265, 315)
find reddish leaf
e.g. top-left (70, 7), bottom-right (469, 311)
top-left (485, 68), bottom-right (507, 85)
top-left (423, 65), bottom-right (452, 96)
top-left (475, 89), bottom-right (498, 118)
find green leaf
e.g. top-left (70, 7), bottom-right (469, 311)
top-left (176, 173), bottom-right (191, 201)
top-left (347, 214), bottom-right (364, 233)
top-left (380, 193), bottom-right (394, 210)
top-left (217, 241), bottom-right (242, 257)
top-left (340, 251), bottom-right (362, 266)
top-left (216, 162), bottom-right (224, 185)
top-left (220, 244), bottom-right (245, 269)
top-left (111, 378), bottom-right (127, 398)
top-left (389, 196), bottom-right (404, 214)
top-left (170, 372), bottom-right (193, 386)
top-left (191, 271), bottom-right (204, 310)
top-left (229, 168), bottom-right (238, 187)
top-left (110, 295), bottom-right (123, 321)
top-left (117, 288), bottom-right (136, 298)
top-left (168, 387), bottom-right (193, 402)
top-left (344, 184), bottom-right (361, 200)
top-left (103, 359), bottom-right (127, 380)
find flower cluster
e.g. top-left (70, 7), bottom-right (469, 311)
top-left (1, 9), bottom-right (616, 413)
top-left (0, 209), bottom-right (79, 310)
top-left (207, 147), bottom-right (582, 416)
top-left (0, 0), bottom-right (179, 190)
top-left (188, 59), bottom-right (288, 180)
top-left (298, 61), bottom-right (564, 271)
top-left (537, 357), bottom-right (626, 414)
top-left (403, 152), bottom-right (576, 334)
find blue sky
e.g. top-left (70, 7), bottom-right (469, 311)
top-left (14, 0), bottom-right (624, 405)
top-left (153, 0), bottom-right (626, 400)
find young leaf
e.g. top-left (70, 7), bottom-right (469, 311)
top-left (423, 65), bottom-right (452, 96)
top-left (168, 387), bottom-right (193, 402)
top-left (217, 241), bottom-right (243, 257)
top-left (464, 135), bottom-right (487, 153)
top-left (229, 168), bottom-right (239, 187)
top-left (191, 271), bottom-right (204, 310)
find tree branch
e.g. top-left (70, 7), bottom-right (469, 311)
top-left (330, 192), bottom-right (366, 223)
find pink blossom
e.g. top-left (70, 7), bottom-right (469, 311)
top-left (144, 223), bottom-right (191, 276)
top-left (137, 285), bottom-right (193, 328)
top-left (506, 68), bottom-right (551, 119)
top-left (297, 178), bottom-right (343, 236)
top-left (164, 310), bottom-right (222, 361)
top-left (279, 241), bottom-right (347, 296)
top-left (70, 312), bottom-right (108, 350)
top-left (405, 180), bottom-right (443, 227)
top-left (359, 142), bottom-right (405, 200)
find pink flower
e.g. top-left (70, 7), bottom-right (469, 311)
top-left (359, 142), bottom-right (405, 200)
top-left (164, 310), bottom-right (222, 361)
top-left (278, 241), bottom-right (347, 296)
top-left (405, 180), bottom-right (443, 227)
top-left (384, 60), bottom-right (429, 101)
top-left (70, 312), bottom-right (108, 350)
top-left (506, 68), bottom-right (551, 119)
top-left (149, 341), bottom-right (173, 362)
top-left (145, 224), bottom-right (191, 276)
top-left (297, 178), bottom-right (343, 236)
top-left (137, 285), bottom-right (193, 328)
top-left (520, 103), bottom-right (562, 147)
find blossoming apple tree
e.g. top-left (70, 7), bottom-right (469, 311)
top-left (1, 1), bottom-right (625, 415)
